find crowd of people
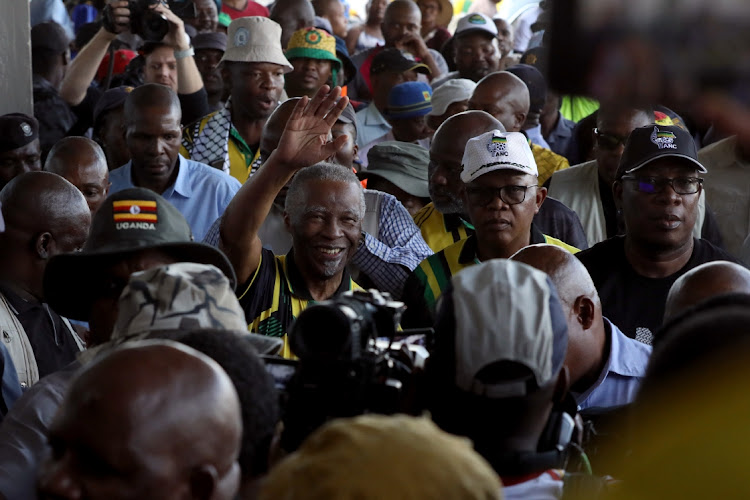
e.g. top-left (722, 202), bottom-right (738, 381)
top-left (2, 0), bottom-right (750, 497)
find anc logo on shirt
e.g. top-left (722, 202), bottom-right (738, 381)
top-left (487, 136), bottom-right (508, 156)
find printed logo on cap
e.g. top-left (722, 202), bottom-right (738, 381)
top-left (113, 200), bottom-right (158, 230)
top-left (234, 27), bottom-right (249, 47)
top-left (20, 123), bottom-right (32, 137)
top-left (650, 126), bottom-right (677, 150)
top-left (468, 14), bottom-right (487, 24)
top-left (422, 90), bottom-right (431, 101)
top-left (487, 135), bottom-right (508, 157)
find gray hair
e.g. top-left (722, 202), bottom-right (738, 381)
top-left (284, 162), bottom-right (366, 224)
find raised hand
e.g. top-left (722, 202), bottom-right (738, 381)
top-left (273, 85), bottom-right (351, 170)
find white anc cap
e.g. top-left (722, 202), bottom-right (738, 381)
top-left (460, 130), bottom-right (538, 183)
top-left (428, 78), bottom-right (477, 116)
top-left (455, 13), bottom-right (498, 38)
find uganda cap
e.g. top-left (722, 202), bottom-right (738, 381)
top-left (365, 141), bottom-right (430, 198)
top-left (259, 414), bottom-right (502, 500)
top-left (192, 31), bottom-right (227, 52)
top-left (449, 259), bottom-right (568, 398)
top-left (371, 48), bottom-right (430, 76)
top-left (616, 124), bottom-right (707, 180)
top-left (455, 13), bottom-right (498, 39)
top-left (461, 130), bottom-right (538, 182)
top-left (385, 81), bottom-right (433, 120)
top-left (44, 188), bottom-right (236, 321)
top-left (0, 113), bottom-right (39, 154)
top-left (428, 78), bottom-right (476, 116)
top-left (221, 17), bottom-right (294, 73)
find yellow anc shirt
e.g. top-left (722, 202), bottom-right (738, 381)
top-left (412, 202), bottom-right (475, 253)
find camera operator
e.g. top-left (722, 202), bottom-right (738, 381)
top-left (59, 0), bottom-right (210, 137)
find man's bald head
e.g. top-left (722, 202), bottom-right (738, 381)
top-left (0, 171), bottom-right (90, 298)
top-left (469, 71), bottom-right (530, 132)
top-left (428, 110), bottom-right (502, 215)
top-left (124, 83), bottom-right (181, 126)
top-left (270, 0), bottom-right (315, 49)
top-left (44, 137), bottom-right (110, 215)
top-left (511, 244), bottom-right (606, 391)
top-left (665, 261), bottom-right (750, 321)
top-left (39, 341), bottom-right (242, 500)
top-left (260, 98), bottom-right (303, 159)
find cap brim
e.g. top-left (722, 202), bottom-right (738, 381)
top-left (456, 27), bottom-right (497, 39)
top-left (623, 154), bottom-right (708, 177)
top-left (367, 170), bottom-right (430, 198)
top-left (44, 241), bottom-right (237, 322)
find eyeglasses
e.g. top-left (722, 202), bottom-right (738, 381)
top-left (620, 175), bottom-right (704, 195)
top-left (466, 185), bottom-right (538, 206)
top-left (594, 128), bottom-right (629, 150)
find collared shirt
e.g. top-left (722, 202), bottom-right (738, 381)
top-left (546, 111), bottom-right (576, 158)
top-left (0, 285), bottom-right (79, 379)
top-left (525, 124), bottom-right (551, 150)
top-left (204, 191), bottom-right (432, 299)
top-left (412, 202), bottom-right (475, 253)
top-left (109, 155), bottom-right (241, 241)
top-left (355, 104), bottom-right (391, 150)
top-left (574, 318), bottom-right (652, 410)
top-left (237, 248), bottom-right (362, 358)
top-left (402, 229), bottom-right (579, 327)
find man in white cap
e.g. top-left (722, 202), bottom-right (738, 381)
top-left (431, 13), bottom-right (502, 89)
top-left (181, 17), bottom-right (294, 183)
top-left (426, 78), bottom-right (476, 131)
top-left (402, 130), bottom-right (578, 327)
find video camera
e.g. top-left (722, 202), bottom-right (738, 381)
top-left (264, 289), bottom-right (429, 452)
top-left (104, 0), bottom-right (196, 42)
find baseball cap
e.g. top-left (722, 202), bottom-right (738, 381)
top-left (371, 48), bottom-right (430, 76)
top-left (428, 78), bottom-right (477, 116)
top-left (445, 259), bottom-right (568, 398)
top-left (259, 414), bottom-right (502, 500)
top-left (221, 17), bottom-right (293, 73)
top-left (93, 86), bottom-right (134, 128)
top-left (365, 141), bottom-right (430, 198)
top-left (385, 81), bottom-right (433, 120)
top-left (455, 13), bottom-right (498, 39)
top-left (285, 28), bottom-right (342, 83)
top-left (96, 50), bottom-right (137, 82)
top-left (192, 32), bottom-right (227, 52)
top-left (615, 125), bottom-right (707, 180)
top-left (506, 64), bottom-right (547, 114)
top-left (0, 113), bottom-right (39, 154)
top-left (44, 188), bottom-right (236, 321)
top-left (461, 130), bottom-right (538, 183)
top-left (336, 101), bottom-right (357, 125)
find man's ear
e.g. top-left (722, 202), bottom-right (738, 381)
top-left (189, 465), bottom-right (217, 500)
top-left (534, 186), bottom-right (547, 213)
top-left (515, 111), bottom-right (527, 131)
top-left (573, 295), bottom-right (596, 331)
top-left (36, 232), bottom-right (53, 260)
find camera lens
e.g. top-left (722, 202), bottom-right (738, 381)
top-left (141, 11), bottom-right (170, 41)
top-left (290, 304), bottom-right (357, 360)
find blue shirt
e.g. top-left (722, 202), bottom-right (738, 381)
top-left (109, 155), bottom-right (241, 241)
top-left (355, 104), bottom-right (391, 150)
top-left (575, 318), bottom-right (652, 410)
top-left (546, 111), bottom-right (576, 158)
top-left (525, 124), bottom-right (551, 150)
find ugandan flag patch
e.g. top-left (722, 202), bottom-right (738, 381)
top-left (112, 200), bottom-right (158, 223)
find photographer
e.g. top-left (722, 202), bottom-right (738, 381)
top-left (59, 0), bottom-right (209, 137)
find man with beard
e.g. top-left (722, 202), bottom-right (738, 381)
top-left (181, 17), bottom-right (294, 183)
top-left (219, 86), bottom-right (365, 357)
top-left (431, 13), bottom-right (501, 89)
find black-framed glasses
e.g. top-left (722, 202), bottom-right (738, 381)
top-left (594, 128), bottom-right (629, 150)
top-left (620, 175), bottom-right (703, 195)
top-left (466, 185), bottom-right (538, 206)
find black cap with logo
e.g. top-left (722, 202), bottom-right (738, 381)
top-left (615, 125), bottom-right (708, 180)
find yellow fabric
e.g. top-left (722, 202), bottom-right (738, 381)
top-left (531, 143), bottom-right (569, 186)
top-left (412, 202), bottom-right (473, 253)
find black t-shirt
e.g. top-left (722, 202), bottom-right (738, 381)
top-left (577, 236), bottom-right (736, 345)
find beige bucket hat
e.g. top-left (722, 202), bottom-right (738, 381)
top-left (221, 16), bottom-right (294, 73)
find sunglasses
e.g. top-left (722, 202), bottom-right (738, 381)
top-left (620, 175), bottom-right (703, 195)
top-left (594, 128), bottom-right (629, 150)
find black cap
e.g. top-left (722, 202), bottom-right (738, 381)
top-left (616, 125), bottom-right (707, 180)
top-left (93, 86), bottom-right (134, 125)
top-left (192, 32), bottom-right (227, 52)
top-left (371, 48), bottom-right (431, 76)
top-left (44, 188), bottom-right (236, 321)
top-left (0, 113), bottom-right (39, 154)
top-left (506, 64), bottom-right (547, 114)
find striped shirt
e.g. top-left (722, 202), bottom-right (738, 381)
top-left (238, 248), bottom-right (361, 358)
top-left (401, 227), bottom-right (579, 327)
top-left (413, 202), bottom-right (475, 253)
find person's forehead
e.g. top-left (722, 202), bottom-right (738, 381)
top-left (385, 4), bottom-right (420, 23)
top-left (235, 61), bottom-right (285, 73)
top-left (132, 105), bottom-right (180, 123)
top-left (430, 134), bottom-right (465, 162)
top-left (195, 48), bottom-right (223, 58)
top-left (635, 159), bottom-right (699, 177)
top-left (597, 109), bottom-right (650, 132)
top-left (456, 32), bottom-right (495, 47)
top-left (291, 56), bottom-right (331, 64)
top-left (194, 0), bottom-right (216, 9)
top-left (0, 138), bottom-right (40, 159)
top-left (303, 179), bottom-right (360, 206)
top-left (146, 46), bottom-right (177, 62)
